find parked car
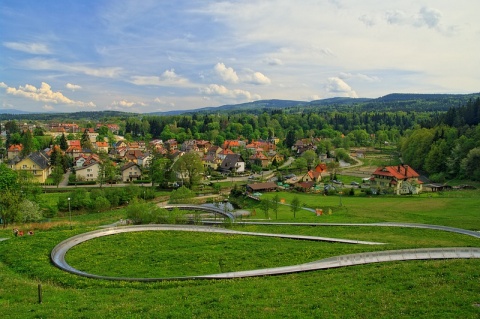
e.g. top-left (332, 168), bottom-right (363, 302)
top-left (350, 181), bottom-right (359, 186)
top-left (332, 180), bottom-right (342, 184)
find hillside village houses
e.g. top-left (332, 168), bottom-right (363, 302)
top-left (0, 121), bottom-right (428, 196)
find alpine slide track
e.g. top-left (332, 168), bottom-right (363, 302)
top-left (51, 205), bottom-right (480, 282)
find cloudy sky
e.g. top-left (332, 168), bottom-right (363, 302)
top-left (1, 1), bottom-right (479, 113)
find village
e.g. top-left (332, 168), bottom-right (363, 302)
top-left (1, 120), bottom-right (428, 196)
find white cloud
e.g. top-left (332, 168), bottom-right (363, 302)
top-left (153, 97), bottom-right (175, 108)
top-left (3, 42), bottom-right (51, 54)
top-left (358, 14), bottom-right (376, 27)
top-left (325, 77), bottom-right (358, 98)
top-left (339, 72), bottom-right (379, 82)
top-left (111, 99), bottom-right (146, 108)
top-left (42, 104), bottom-right (54, 111)
top-left (385, 7), bottom-right (457, 35)
top-left (112, 100), bottom-right (134, 107)
top-left (214, 63), bottom-right (239, 83)
top-left (264, 57), bottom-right (284, 66)
top-left (416, 7), bottom-right (442, 28)
top-left (385, 10), bottom-right (409, 26)
top-left (244, 71), bottom-right (271, 85)
top-left (22, 58), bottom-right (122, 78)
top-left (200, 84), bottom-right (261, 101)
top-left (0, 82), bottom-right (7, 88)
top-left (66, 83), bottom-right (82, 91)
top-left (130, 69), bottom-right (190, 86)
top-left (5, 82), bottom-right (96, 107)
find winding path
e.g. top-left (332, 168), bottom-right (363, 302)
top-left (51, 223), bottom-right (480, 282)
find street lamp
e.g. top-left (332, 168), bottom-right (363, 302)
top-left (67, 197), bottom-right (72, 229)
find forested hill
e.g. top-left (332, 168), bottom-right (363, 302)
top-left (1, 92), bottom-right (480, 120)
top-left (149, 92), bottom-right (480, 115)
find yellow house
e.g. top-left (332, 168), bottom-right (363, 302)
top-left (13, 151), bottom-right (51, 183)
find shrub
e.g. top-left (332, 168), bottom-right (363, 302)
top-left (169, 186), bottom-right (195, 204)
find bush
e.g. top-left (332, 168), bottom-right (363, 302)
top-left (92, 196), bottom-right (111, 212)
top-left (429, 172), bottom-right (446, 183)
top-left (169, 186), bottom-right (195, 204)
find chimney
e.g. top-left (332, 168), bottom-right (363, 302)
top-left (404, 165), bottom-right (408, 176)
top-left (397, 165), bottom-right (400, 172)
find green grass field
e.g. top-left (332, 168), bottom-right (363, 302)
top-left (0, 190), bottom-right (479, 318)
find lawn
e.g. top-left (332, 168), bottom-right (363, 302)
top-left (0, 190), bottom-right (479, 318)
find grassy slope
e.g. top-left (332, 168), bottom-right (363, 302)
top-left (0, 191), bottom-right (479, 318)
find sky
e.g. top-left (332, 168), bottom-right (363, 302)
top-left (1, 0), bottom-right (479, 114)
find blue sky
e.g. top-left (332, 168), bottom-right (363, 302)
top-left (1, 0), bottom-right (479, 113)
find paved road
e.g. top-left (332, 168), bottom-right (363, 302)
top-left (51, 222), bottom-right (480, 282)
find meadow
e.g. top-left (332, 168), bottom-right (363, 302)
top-left (0, 190), bottom-right (479, 318)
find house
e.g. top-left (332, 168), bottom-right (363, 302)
top-left (65, 145), bottom-right (83, 158)
top-left (96, 123), bottom-right (120, 134)
top-left (74, 154), bottom-right (100, 168)
top-left (95, 141), bottom-right (109, 153)
top-left (7, 144), bottom-right (23, 159)
top-left (121, 162), bottom-right (142, 182)
top-left (370, 164), bottom-right (423, 195)
top-left (115, 140), bottom-right (127, 149)
top-left (202, 154), bottom-right (222, 170)
top-left (223, 140), bottom-right (245, 151)
top-left (296, 181), bottom-right (315, 192)
top-left (12, 151), bottom-right (51, 183)
top-left (217, 148), bottom-right (235, 160)
top-left (75, 162), bottom-right (100, 182)
top-left (127, 142), bottom-right (140, 151)
top-left (267, 151), bottom-right (284, 166)
top-left (68, 140), bottom-right (81, 147)
top-left (292, 139), bottom-right (316, 155)
top-left (206, 145), bottom-right (222, 157)
top-left (301, 170), bottom-right (322, 183)
top-left (246, 182), bottom-right (277, 193)
top-left (246, 140), bottom-right (276, 153)
top-left (123, 150), bottom-right (145, 163)
top-left (164, 139), bottom-right (178, 152)
top-left (137, 154), bottom-right (152, 168)
top-left (220, 154), bottom-right (245, 174)
top-left (314, 163), bottom-right (328, 175)
top-left (249, 151), bottom-right (269, 168)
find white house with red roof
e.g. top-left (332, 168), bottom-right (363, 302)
top-left (370, 164), bottom-right (422, 195)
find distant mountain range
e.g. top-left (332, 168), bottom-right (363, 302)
top-left (148, 93), bottom-right (480, 115)
top-left (1, 93), bottom-right (479, 118)
top-left (0, 108), bottom-right (33, 115)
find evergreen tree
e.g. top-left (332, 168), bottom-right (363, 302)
top-left (60, 133), bottom-right (68, 151)
top-left (80, 129), bottom-right (93, 149)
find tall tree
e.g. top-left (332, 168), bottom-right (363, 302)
top-left (150, 156), bottom-right (172, 188)
top-left (290, 196), bottom-right (300, 219)
top-left (259, 198), bottom-right (271, 219)
top-left (59, 133), bottom-right (68, 151)
top-left (173, 152), bottom-right (204, 189)
top-left (272, 194), bottom-right (280, 220)
top-left (21, 129), bottom-right (35, 157)
top-left (0, 189), bottom-right (21, 228)
top-left (80, 129), bottom-right (93, 149)
top-left (0, 164), bottom-right (20, 228)
top-left (51, 163), bottom-right (65, 188)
